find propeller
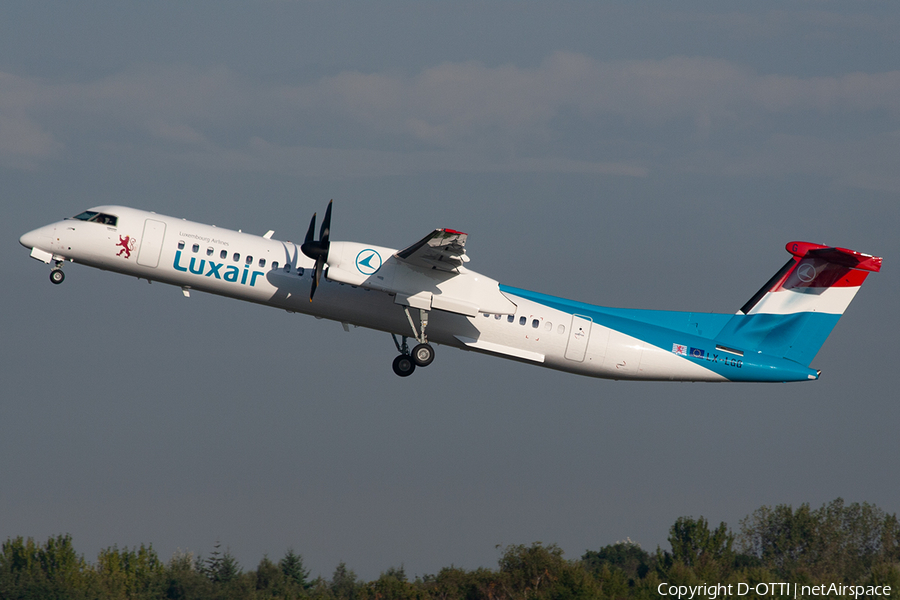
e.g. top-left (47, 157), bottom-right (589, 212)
top-left (300, 200), bottom-right (333, 301)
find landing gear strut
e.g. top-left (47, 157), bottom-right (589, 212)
top-left (390, 307), bottom-right (436, 376)
top-left (50, 262), bottom-right (65, 285)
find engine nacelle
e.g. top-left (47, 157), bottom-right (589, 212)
top-left (324, 241), bottom-right (516, 317)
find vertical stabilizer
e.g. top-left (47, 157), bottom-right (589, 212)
top-left (716, 242), bottom-right (882, 366)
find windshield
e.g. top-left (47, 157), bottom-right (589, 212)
top-left (69, 211), bottom-right (118, 227)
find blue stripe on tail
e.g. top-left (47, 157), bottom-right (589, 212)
top-left (715, 312), bottom-right (841, 366)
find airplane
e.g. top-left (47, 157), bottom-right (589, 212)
top-left (19, 202), bottom-right (882, 382)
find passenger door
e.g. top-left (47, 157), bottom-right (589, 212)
top-left (137, 219), bottom-right (166, 267)
top-left (564, 315), bottom-right (592, 361)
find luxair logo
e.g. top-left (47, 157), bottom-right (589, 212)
top-left (355, 249), bottom-right (382, 275)
top-left (173, 251), bottom-right (265, 287)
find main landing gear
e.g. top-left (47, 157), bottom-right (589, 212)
top-left (391, 337), bottom-right (435, 377)
top-left (50, 261), bottom-right (65, 285)
top-left (390, 307), bottom-right (435, 377)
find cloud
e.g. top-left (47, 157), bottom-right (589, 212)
top-left (1, 54), bottom-right (898, 186)
top-left (169, 137), bottom-right (648, 179)
top-left (0, 114), bottom-right (62, 169)
top-left (0, 73), bottom-right (63, 168)
top-left (672, 9), bottom-right (897, 42)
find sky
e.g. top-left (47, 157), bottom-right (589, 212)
top-left (1, 0), bottom-right (898, 582)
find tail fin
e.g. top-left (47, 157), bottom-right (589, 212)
top-left (716, 241), bottom-right (882, 366)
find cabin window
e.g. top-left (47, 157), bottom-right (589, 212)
top-left (507, 315), bottom-right (514, 323)
top-left (298, 267), bottom-right (304, 276)
top-left (258, 258), bottom-right (266, 268)
top-left (271, 261), bottom-right (279, 270)
top-left (206, 247), bottom-right (214, 256)
top-left (192, 244), bottom-right (200, 253)
top-left (495, 314), bottom-right (502, 320)
top-left (558, 324), bottom-right (565, 334)
top-left (220, 250), bottom-right (227, 259)
top-left (284, 264), bottom-right (291, 273)
top-left (177, 241), bottom-right (185, 250)
top-left (519, 316), bottom-right (526, 326)
top-left (233, 252), bottom-right (240, 262)
top-left (245, 255), bottom-right (253, 265)
top-left (532, 319), bottom-right (539, 329)
top-left (544, 322), bottom-right (552, 331)
top-left (483, 313), bottom-right (489, 318)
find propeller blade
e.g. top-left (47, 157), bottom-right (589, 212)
top-left (304, 212), bottom-right (317, 245)
top-left (320, 200), bottom-right (332, 243)
top-left (301, 201), bottom-right (333, 301)
top-left (310, 256), bottom-right (325, 301)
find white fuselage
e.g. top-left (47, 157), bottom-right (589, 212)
top-left (20, 206), bottom-right (727, 381)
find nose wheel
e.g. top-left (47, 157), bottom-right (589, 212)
top-left (50, 267), bottom-right (65, 284)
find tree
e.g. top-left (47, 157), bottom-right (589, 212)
top-left (281, 548), bottom-right (312, 590)
top-left (0, 534), bottom-right (93, 600)
top-left (363, 566), bottom-right (426, 600)
top-left (738, 498), bottom-right (900, 580)
top-left (330, 561), bottom-right (362, 600)
top-left (201, 541), bottom-right (241, 584)
top-left (667, 516), bottom-right (734, 568)
top-left (94, 544), bottom-right (164, 599)
top-left (255, 555), bottom-right (283, 596)
top-left (165, 549), bottom-right (211, 600)
top-left (422, 566), bottom-right (483, 600)
top-left (498, 542), bottom-right (600, 599)
top-left (582, 539), bottom-right (650, 583)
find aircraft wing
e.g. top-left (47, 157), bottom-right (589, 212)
top-left (394, 228), bottom-right (469, 272)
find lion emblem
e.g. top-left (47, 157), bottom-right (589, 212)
top-left (116, 235), bottom-right (136, 259)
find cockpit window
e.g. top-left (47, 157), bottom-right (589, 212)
top-left (69, 211), bottom-right (117, 227)
top-left (94, 213), bottom-right (117, 226)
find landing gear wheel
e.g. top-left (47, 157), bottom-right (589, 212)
top-left (392, 354), bottom-right (416, 377)
top-left (411, 343), bottom-right (435, 367)
top-left (50, 269), bottom-right (65, 285)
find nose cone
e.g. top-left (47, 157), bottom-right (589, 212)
top-left (20, 224), bottom-right (54, 250)
top-left (19, 228), bottom-right (42, 249)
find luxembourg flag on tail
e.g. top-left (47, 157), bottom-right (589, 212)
top-left (716, 241), bottom-right (882, 367)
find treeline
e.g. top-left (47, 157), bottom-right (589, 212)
top-left (2, 498), bottom-right (898, 600)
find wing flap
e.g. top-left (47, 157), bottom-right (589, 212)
top-left (395, 228), bottom-right (468, 272)
top-left (455, 336), bottom-right (545, 363)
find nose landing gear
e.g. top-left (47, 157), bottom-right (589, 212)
top-left (50, 262), bottom-right (65, 284)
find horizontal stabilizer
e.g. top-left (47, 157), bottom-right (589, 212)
top-left (786, 241), bottom-right (882, 272)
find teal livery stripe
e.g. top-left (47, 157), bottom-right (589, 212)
top-left (498, 284), bottom-right (819, 382)
top-left (716, 311), bottom-right (841, 366)
top-left (498, 285), bottom-right (732, 336)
